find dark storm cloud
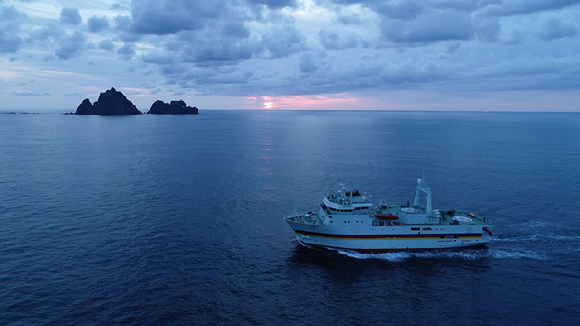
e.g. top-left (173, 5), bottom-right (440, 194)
top-left (59, 7), bottom-right (82, 25)
top-left (55, 30), bottom-right (87, 59)
top-left (0, 4), bottom-right (26, 53)
top-left (87, 16), bottom-right (110, 33)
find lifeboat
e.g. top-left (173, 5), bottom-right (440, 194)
top-left (375, 214), bottom-right (399, 220)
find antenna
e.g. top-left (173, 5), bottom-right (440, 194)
top-left (414, 175), bottom-right (433, 216)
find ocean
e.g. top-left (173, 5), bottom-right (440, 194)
top-left (0, 110), bottom-right (579, 325)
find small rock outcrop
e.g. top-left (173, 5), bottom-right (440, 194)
top-left (75, 87), bottom-right (142, 115)
top-left (75, 98), bottom-right (94, 115)
top-left (147, 100), bottom-right (199, 115)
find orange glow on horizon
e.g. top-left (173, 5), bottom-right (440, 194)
top-left (264, 101), bottom-right (273, 109)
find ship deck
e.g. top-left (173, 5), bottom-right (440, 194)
top-left (286, 206), bottom-right (489, 227)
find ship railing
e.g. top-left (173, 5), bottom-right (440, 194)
top-left (372, 220), bottom-right (401, 226)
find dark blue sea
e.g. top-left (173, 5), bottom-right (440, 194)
top-left (1, 110), bottom-right (579, 325)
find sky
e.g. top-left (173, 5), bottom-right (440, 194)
top-left (1, 0), bottom-right (579, 112)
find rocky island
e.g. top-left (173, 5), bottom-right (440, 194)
top-left (75, 87), bottom-right (142, 115)
top-left (147, 100), bottom-right (199, 115)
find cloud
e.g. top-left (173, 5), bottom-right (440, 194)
top-left (166, 31), bottom-right (258, 64)
top-left (164, 65), bottom-right (255, 90)
top-left (11, 91), bottom-right (50, 96)
top-left (0, 31), bottom-right (23, 52)
top-left (247, 0), bottom-right (298, 9)
top-left (55, 30), bottom-right (87, 59)
top-left (298, 52), bottom-right (318, 73)
top-left (375, 1), bottom-right (424, 20)
top-left (113, 15), bottom-right (142, 42)
top-left (117, 43), bottom-right (135, 57)
top-left (481, 0), bottom-right (580, 17)
top-left (87, 15), bottom-right (110, 33)
top-left (120, 0), bottom-right (580, 99)
top-left (129, 0), bottom-right (229, 35)
top-left (429, 0), bottom-right (502, 12)
top-left (0, 4), bottom-right (26, 52)
top-left (537, 16), bottom-right (577, 41)
top-left (27, 24), bottom-right (65, 44)
top-left (59, 7), bottom-right (82, 25)
top-left (3, 0), bottom-right (580, 110)
top-left (380, 10), bottom-right (474, 44)
top-left (153, 19), bottom-right (306, 67)
top-left (99, 39), bottom-right (115, 51)
top-left (319, 29), bottom-right (368, 50)
top-left (475, 18), bottom-right (500, 42)
top-left (466, 55), bottom-right (580, 91)
top-left (142, 51), bottom-right (175, 65)
top-left (111, 3), bottom-right (130, 11)
top-left (336, 13), bottom-right (362, 25)
top-left (222, 22), bottom-right (250, 39)
top-left (261, 25), bottom-right (306, 58)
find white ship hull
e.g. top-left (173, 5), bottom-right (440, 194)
top-left (287, 220), bottom-right (491, 251)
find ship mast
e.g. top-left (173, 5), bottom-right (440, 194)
top-left (413, 177), bottom-right (432, 216)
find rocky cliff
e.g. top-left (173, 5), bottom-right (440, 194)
top-left (147, 100), bottom-right (198, 115)
top-left (75, 88), bottom-right (142, 115)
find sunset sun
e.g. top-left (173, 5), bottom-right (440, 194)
top-left (263, 102), bottom-right (273, 109)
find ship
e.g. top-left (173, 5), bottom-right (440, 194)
top-left (284, 178), bottom-right (493, 252)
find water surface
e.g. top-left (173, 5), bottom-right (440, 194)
top-left (1, 111), bottom-right (579, 325)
